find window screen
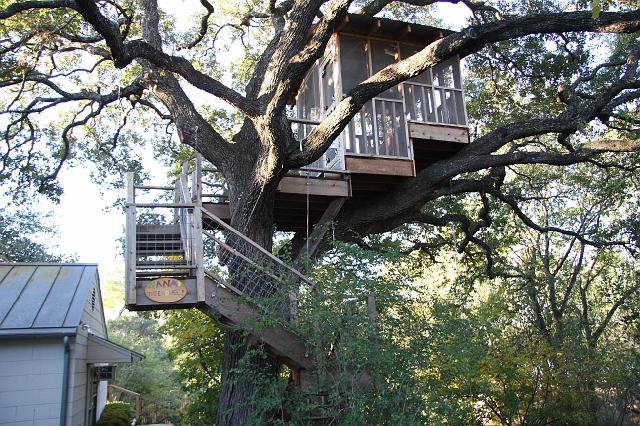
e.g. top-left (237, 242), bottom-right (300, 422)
top-left (399, 45), bottom-right (431, 85)
top-left (321, 60), bottom-right (335, 111)
top-left (296, 65), bottom-right (321, 120)
top-left (433, 58), bottom-right (461, 89)
top-left (370, 40), bottom-right (401, 99)
top-left (339, 36), bottom-right (370, 94)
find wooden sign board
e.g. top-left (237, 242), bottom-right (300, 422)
top-left (144, 277), bottom-right (188, 303)
top-left (132, 277), bottom-right (198, 310)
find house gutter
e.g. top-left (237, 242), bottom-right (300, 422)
top-left (60, 336), bottom-right (71, 426)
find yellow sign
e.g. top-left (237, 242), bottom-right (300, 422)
top-left (144, 278), bottom-right (188, 303)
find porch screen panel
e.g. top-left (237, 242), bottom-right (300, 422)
top-left (375, 100), bottom-right (408, 157)
top-left (403, 83), bottom-right (435, 123)
top-left (432, 58), bottom-right (466, 125)
top-left (340, 36), bottom-right (375, 155)
top-left (296, 65), bottom-right (320, 123)
top-left (340, 36), bottom-right (370, 93)
top-left (399, 45), bottom-right (431, 85)
top-left (371, 40), bottom-right (401, 99)
top-left (345, 101), bottom-right (375, 155)
top-left (321, 60), bottom-right (335, 112)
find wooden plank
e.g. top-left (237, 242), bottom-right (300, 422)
top-left (203, 203), bottom-right (231, 220)
top-left (408, 122), bottom-right (469, 144)
top-left (277, 176), bottom-right (350, 197)
top-left (345, 156), bottom-right (415, 176)
top-left (193, 206), bottom-right (205, 303)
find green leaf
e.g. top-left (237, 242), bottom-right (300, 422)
top-left (592, 0), bottom-right (602, 19)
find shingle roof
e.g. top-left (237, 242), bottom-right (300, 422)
top-left (0, 263), bottom-right (99, 336)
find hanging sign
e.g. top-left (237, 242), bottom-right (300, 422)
top-left (144, 278), bottom-right (188, 303)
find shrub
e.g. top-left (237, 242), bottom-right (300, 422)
top-left (97, 401), bottom-right (133, 426)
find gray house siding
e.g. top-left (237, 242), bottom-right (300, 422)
top-left (80, 273), bottom-right (107, 339)
top-left (68, 333), bottom-right (89, 426)
top-left (0, 338), bottom-right (64, 425)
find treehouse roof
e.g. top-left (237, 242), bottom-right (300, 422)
top-left (335, 13), bottom-right (454, 45)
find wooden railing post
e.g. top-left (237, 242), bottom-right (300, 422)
top-left (193, 205), bottom-right (205, 303)
top-left (367, 292), bottom-right (379, 339)
top-left (125, 172), bottom-right (137, 306)
top-left (193, 154), bottom-right (202, 204)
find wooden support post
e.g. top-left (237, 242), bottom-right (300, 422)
top-left (194, 153), bottom-right (203, 204)
top-left (193, 154), bottom-right (205, 301)
top-left (135, 394), bottom-right (141, 418)
top-left (194, 206), bottom-right (205, 302)
top-left (125, 172), bottom-right (137, 306)
top-left (367, 292), bottom-right (379, 337)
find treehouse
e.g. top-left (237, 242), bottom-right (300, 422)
top-left (124, 15), bottom-right (469, 393)
top-left (206, 14), bottom-right (469, 232)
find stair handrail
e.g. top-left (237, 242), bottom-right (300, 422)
top-left (199, 206), bottom-right (316, 289)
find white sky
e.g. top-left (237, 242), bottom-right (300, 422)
top-left (38, 2), bottom-right (471, 279)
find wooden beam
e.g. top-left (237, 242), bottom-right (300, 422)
top-left (203, 203), bottom-right (231, 220)
top-left (398, 24), bottom-right (412, 40)
top-left (345, 156), bottom-right (415, 177)
top-left (336, 15), bottom-right (350, 32)
top-left (277, 175), bottom-right (350, 197)
top-left (368, 19), bottom-right (382, 35)
top-left (408, 122), bottom-right (469, 144)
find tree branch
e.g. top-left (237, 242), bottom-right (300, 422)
top-left (0, 0), bottom-right (75, 19)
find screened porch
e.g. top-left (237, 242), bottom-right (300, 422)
top-left (290, 28), bottom-right (467, 173)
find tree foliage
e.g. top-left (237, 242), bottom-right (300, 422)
top-left (107, 315), bottom-right (184, 423)
top-left (0, 207), bottom-right (70, 262)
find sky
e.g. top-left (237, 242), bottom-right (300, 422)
top-left (35, 1), bottom-right (472, 280)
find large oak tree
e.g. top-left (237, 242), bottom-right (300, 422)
top-left (1, 0), bottom-right (639, 423)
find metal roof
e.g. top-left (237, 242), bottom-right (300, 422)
top-left (0, 263), bottom-right (99, 336)
top-left (87, 334), bottom-right (144, 363)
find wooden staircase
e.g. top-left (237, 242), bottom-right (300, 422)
top-left (124, 157), bottom-right (381, 423)
top-left (125, 158), bottom-right (317, 376)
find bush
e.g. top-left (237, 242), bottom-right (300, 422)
top-left (97, 401), bottom-right (133, 426)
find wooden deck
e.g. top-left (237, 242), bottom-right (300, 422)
top-left (202, 127), bottom-right (469, 232)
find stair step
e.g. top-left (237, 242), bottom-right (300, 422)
top-left (136, 224), bottom-right (181, 233)
top-left (136, 242), bottom-right (183, 250)
top-left (136, 260), bottom-right (191, 267)
top-left (135, 270), bottom-right (193, 277)
top-left (136, 234), bottom-right (181, 241)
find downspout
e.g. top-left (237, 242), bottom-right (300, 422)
top-left (60, 336), bottom-right (71, 426)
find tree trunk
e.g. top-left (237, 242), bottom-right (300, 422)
top-left (216, 330), bottom-right (281, 425)
top-left (214, 133), bottom-right (285, 425)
